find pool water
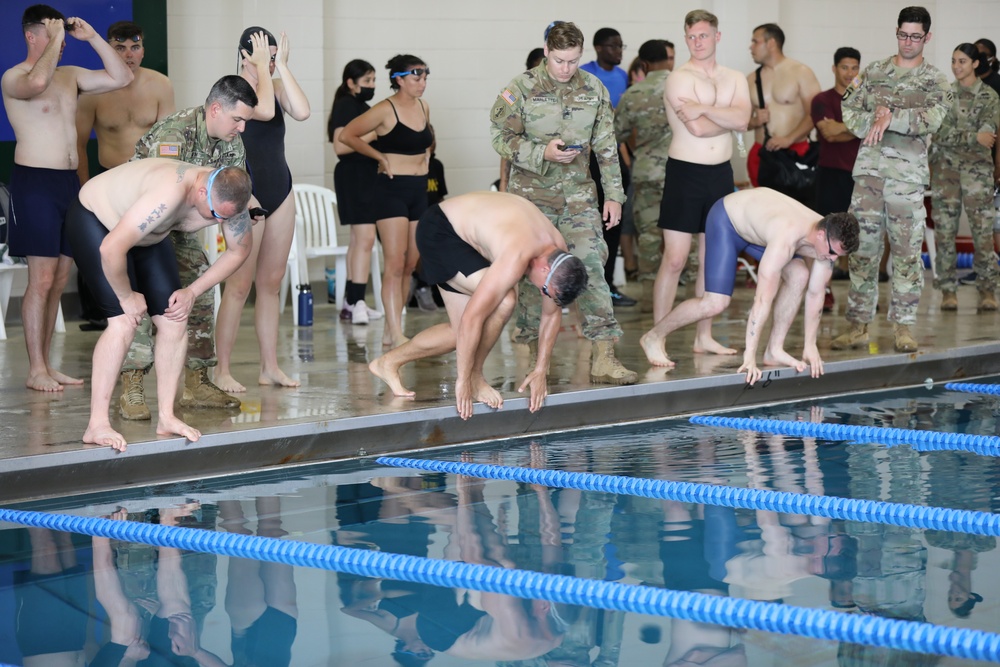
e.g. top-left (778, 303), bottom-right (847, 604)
top-left (1, 383), bottom-right (999, 666)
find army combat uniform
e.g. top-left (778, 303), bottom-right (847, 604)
top-left (929, 79), bottom-right (999, 308)
top-left (120, 106), bottom-right (246, 415)
top-left (614, 69), bottom-right (671, 310)
top-left (490, 63), bottom-right (636, 384)
top-left (835, 55), bottom-right (950, 352)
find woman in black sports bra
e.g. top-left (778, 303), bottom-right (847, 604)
top-left (341, 54), bottom-right (433, 348)
top-left (215, 27), bottom-right (311, 394)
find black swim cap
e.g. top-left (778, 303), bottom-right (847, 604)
top-left (238, 26), bottom-right (276, 54)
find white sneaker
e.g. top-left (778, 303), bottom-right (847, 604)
top-left (352, 299), bottom-right (370, 325)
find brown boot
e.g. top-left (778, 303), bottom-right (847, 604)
top-left (118, 370), bottom-right (151, 421)
top-left (830, 323), bottom-right (869, 350)
top-left (892, 323), bottom-right (918, 353)
top-left (940, 291), bottom-right (958, 311)
top-left (977, 290), bottom-right (998, 312)
top-left (179, 367), bottom-right (241, 409)
top-left (640, 279), bottom-right (655, 314)
top-left (590, 340), bottom-right (638, 385)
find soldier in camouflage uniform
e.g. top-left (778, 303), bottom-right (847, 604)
top-left (118, 75), bottom-right (259, 417)
top-left (490, 21), bottom-right (636, 385)
top-left (930, 43), bottom-right (1000, 312)
top-left (614, 40), bottom-right (672, 314)
top-left (831, 6), bottom-right (951, 353)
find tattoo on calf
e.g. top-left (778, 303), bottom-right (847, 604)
top-left (138, 203), bottom-right (169, 232)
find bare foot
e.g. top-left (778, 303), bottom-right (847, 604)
top-left (473, 378), bottom-right (503, 410)
top-left (49, 368), bottom-right (83, 385)
top-left (763, 347), bottom-right (806, 372)
top-left (693, 336), bottom-right (738, 356)
top-left (382, 334), bottom-right (411, 348)
top-left (156, 415), bottom-right (201, 442)
top-left (258, 368), bottom-right (300, 388)
top-left (26, 371), bottom-right (64, 392)
top-left (369, 355), bottom-right (416, 397)
top-left (213, 371), bottom-right (247, 393)
top-left (83, 423), bottom-right (128, 452)
top-left (640, 332), bottom-right (675, 368)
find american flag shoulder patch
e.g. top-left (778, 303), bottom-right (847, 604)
top-left (157, 143), bottom-right (181, 158)
top-left (502, 89), bottom-right (517, 106)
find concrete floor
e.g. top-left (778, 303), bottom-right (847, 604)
top-left (1, 276), bottom-right (998, 501)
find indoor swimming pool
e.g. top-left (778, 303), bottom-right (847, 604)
top-left (2, 380), bottom-right (1000, 666)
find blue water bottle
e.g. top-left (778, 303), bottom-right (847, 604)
top-left (297, 284), bottom-right (313, 326)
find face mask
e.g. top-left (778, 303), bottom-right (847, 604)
top-left (357, 86), bottom-right (375, 102)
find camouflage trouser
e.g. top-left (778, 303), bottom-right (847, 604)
top-left (122, 230), bottom-right (216, 371)
top-left (930, 150), bottom-right (997, 293)
top-left (846, 175), bottom-right (925, 326)
top-left (633, 178), bottom-right (665, 283)
top-left (510, 189), bottom-right (622, 342)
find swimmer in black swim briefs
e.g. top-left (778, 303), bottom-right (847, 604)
top-left (640, 187), bottom-right (859, 384)
top-left (369, 192), bottom-right (588, 420)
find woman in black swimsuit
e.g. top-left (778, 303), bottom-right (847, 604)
top-left (215, 27), bottom-right (310, 393)
top-left (341, 54), bottom-right (433, 348)
top-left (328, 59), bottom-right (383, 325)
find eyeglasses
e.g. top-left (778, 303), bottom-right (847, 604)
top-left (896, 31), bottom-right (926, 43)
top-left (111, 35), bottom-right (142, 43)
top-left (599, 42), bottom-right (626, 50)
top-left (541, 252), bottom-right (573, 307)
top-left (205, 168), bottom-right (230, 221)
top-left (391, 67), bottom-right (430, 79)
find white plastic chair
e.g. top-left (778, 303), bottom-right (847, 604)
top-left (0, 264), bottom-right (64, 340)
top-left (291, 184), bottom-right (383, 313)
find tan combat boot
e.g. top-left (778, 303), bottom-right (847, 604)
top-left (118, 370), bottom-right (151, 421)
top-left (892, 323), bottom-right (918, 353)
top-left (830, 323), bottom-right (869, 350)
top-left (590, 340), bottom-right (638, 385)
top-left (977, 290), bottom-right (998, 312)
top-left (179, 367), bottom-right (241, 409)
top-left (940, 291), bottom-right (958, 311)
top-left (640, 279), bottom-right (655, 314)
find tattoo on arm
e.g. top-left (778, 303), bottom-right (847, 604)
top-left (225, 210), bottom-right (252, 247)
top-left (137, 203), bottom-right (169, 232)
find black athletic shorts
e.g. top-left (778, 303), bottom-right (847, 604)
top-left (67, 199), bottom-right (181, 318)
top-left (658, 158), bottom-right (734, 234)
top-left (416, 203), bottom-right (490, 293)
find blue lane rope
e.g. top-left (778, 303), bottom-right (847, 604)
top-left (946, 382), bottom-right (1000, 396)
top-left (689, 415), bottom-right (1000, 457)
top-left (2, 507), bottom-right (1000, 662)
top-left (376, 456), bottom-right (1000, 537)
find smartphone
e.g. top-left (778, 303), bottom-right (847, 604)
top-left (563, 144), bottom-right (584, 151)
top-left (249, 206), bottom-right (269, 219)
